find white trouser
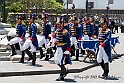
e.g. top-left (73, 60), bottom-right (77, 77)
top-left (54, 47), bottom-right (64, 65)
top-left (82, 35), bottom-right (90, 40)
top-left (22, 37), bottom-right (36, 52)
top-left (97, 46), bottom-right (109, 63)
top-left (8, 37), bottom-right (23, 51)
top-left (38, 36), bottom-right (49, 49)
top-left (70, 37), bottom-right (78, 49)
top-left (47, 37), bottom-right (56, 48)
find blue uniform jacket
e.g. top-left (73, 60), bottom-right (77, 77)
top-left (64, 24), bottom-right (70, 32)
top-left (28, 23), bottom-right (39, 49)
top-left (42, 23), bottom-right (51, 39)
top-left (81, 23), bottom-right (84, 36)
top-left (90, 23), bottom-right (94, 37)
top-left (53, 25), bottom-right (58, 32)
top-left (69, 23), bottom-right (82, 40)
top-left (16, 24), bottom-right (26, 37)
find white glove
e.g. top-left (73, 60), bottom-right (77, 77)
top-left (20, 38), bottom-right (23, 42)
top-left (64, 51), bottom-right (70, 55)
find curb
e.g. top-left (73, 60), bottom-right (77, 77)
top-left (0, 54), bottom-right (123, 77)
top-left (0, 63), bottom-right (98, 77)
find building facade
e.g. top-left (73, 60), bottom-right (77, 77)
top-left (63, 0), bottom-right (124, 9)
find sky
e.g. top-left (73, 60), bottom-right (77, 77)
top-left (63, 0), bottom-right (124, 9)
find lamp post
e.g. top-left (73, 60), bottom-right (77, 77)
top-left (86, 0), bottom-right (88, 14)
top-left (2, 0), bottom-right (6, 23)
top-left (66, 0), bottom-right (69, 22)
top-left (34, 5), bottom-right (38, 20)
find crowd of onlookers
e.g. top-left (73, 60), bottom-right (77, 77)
top-left (107, 18), bottom-right (124, 34)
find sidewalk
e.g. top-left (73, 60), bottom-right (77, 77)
top-left (0, 55), bottom-right (98, 77)
top-left (0, 53), bottom-right (123, 77)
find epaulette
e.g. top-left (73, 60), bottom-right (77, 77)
top-left (90, 22), bottom-right (94, 25)
top-left (64, 24), bottom-right (67, 26)
top-left (55, 29), bottom-right (58, 34)
top-left (99, 28), bottom-right (102, 33)
top-left (106, 28), bottom-right (110, 32)
top-left (46, 23), bottom-right (50, 25)
top-left (62, 29), bottom-right (68, 35)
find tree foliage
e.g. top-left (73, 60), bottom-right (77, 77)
top-left (6, 0), bottom-right (64, 14)
top-left (55, 2), bottom-right (63, 14)
top-left (8, 2), bottom-right (24, 13)
top-left (56, 0), bottom-right (64, 5)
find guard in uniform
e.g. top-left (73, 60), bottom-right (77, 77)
top-left (97, 23), bottom-right (112, 79)
top-left (60, 15), bottom-right (69, 31)
top-left (38, 13), bottom-right (51, 61)
top-left (20, 14), bottom-right (39, 65)
top-left (79, 17), bottom-right (85, 55)
top-left (54, 20), bottom-right (72, 81)
top-left (8, 15), bottom-right (26, 57)
top-left (94, 16), bottom-right (99, 39)
top-left (54, 14), bottom-right (61, 31)
top-left (69, 16), bottom-right (82, 61)
top-left (83, 18), bottom-right (91, 40)
top-left (89, 17), bottom-right (94, 38)
top-left (100, 14), bottom-right (106, 26)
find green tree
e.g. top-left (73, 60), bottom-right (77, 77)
top-left (39, 0), bottom-right (63, 14)
top-left (56, 0), bottom-right (63, 5)
top-left (8, 2), bottom-right (24, 13)
top-left (55, 2), bottom-right (63, 14)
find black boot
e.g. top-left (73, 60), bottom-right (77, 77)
top-left (81, 49), bottom-right (85, 55)
top-left (71, 45), bottom-right (75, 57)
top-left (103, 63), bottom-right (109, 79)
top-left (19, 51), bottom-right (25, 63)
top-left (39, 47), bottom-right (45, 59)
top-left (10, 45), bottom-right (16, 56)
top-left (56, 73), bottom-right (64, 81)
top-left (31, 52), bottom-right (36, 66)
top-left (45, 56), bottom-right (49, 61)
top-left (56, 64), bottom-right (66, 81)
top-left (49, 48), bottom-right (54, 59)
top-left (73, 49), bottom-right (79, 61)
top-left (64, 68), bottom-right (69, 77)
top-left (99, 61), bottom-right (105, 77)
top-left (25, 49), bottom-right (33, 61)
top-left (58, 64), bottom-right (68, 77)
top-left (44, 49), bottom-right (49, 61)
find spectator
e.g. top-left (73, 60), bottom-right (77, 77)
top-left (111, 20), bottom-right (115, 34)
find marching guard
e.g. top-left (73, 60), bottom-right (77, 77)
top-left (89, 17), bottom-right (95, 38)
top-left (83, 18), bottom-right (91, 40)
top-left (94, 15), bottom-right (99, 39)
top-left (8, 15), bottom-right (26, 57)
top-left (20, 14), bottom-right (39, 66)
top-left (100, 14), bottom-right (106, 25)
top-left (97, 23), bottom-right (112, 79)
top-left (69, 16), bottom-right (82, 61)
top-left (60, 15), bottom-right (69, 32)
top-left (38, 12), bottom-right (52, 61)
top-left (54, 14), bottom-right (61, 31)
top-left (54, 20), bottom-right (72, 81)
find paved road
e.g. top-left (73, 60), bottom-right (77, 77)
top-left (0, 55), bottom-right (124, 83)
